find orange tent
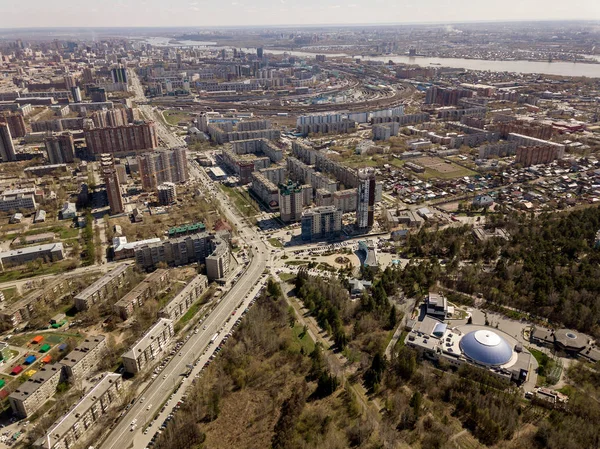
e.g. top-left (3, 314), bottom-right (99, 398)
top-left (31, 336), bottom-right (44, 344)
top-left (41, 355), bottom-right (51, 364)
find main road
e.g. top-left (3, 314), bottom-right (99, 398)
top-left (101, 72), bottom-right (269, 449)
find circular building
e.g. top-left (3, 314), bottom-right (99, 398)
top-left (459, 329), bottom-right (514, 366)
top-left (554, 329), bottom-right (587, 352)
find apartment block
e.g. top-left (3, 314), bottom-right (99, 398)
top-left (9, 363), bottom-right (63, 418)
top-left (251, 172), bottom-right (279, 208)
top-left (134, 232), bottom-right (228, 273)
top-left (279, 181), bottom-right (304, 222)
top-left (515, 145), bottom-right (565, 167)
top-left (34, 373), bottom-right (123, 449)
top-left (74, 265), bottom-right (132, 311)
top-left (205, 238), bottom-right (231, 281)
top-left (0, 191), bottom-right (36, 212)
top-left (61, 335), bottom-right (107, 381)
top-left (84, 122), bottom-right (158, 155)
top-left (114, 269), bottom-right (169, 319)
top-left (301, 206), bottom-right (342, 242)
top-left (231, 138), bottom-right (283, 163)
top-left (333, 188), bottom-right (358, 213)
top-left (137, 147), bottom-right (188, 192)
top-left (159, 275), bottom-right (208, 321)
top-left (0, 123), bottom-right (17, 162)
top-left (122, 318), bottom-right (175, 374)
top-left (0, 112), bottom-right (27, 138)
top-left (0, 277), bottom-right (74, 327)
top-left (44, 133), bottom-right (75, 164)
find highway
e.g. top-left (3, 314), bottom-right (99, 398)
top-left (100, 72), bottom-right (271, 449)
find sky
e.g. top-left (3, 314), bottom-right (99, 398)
top-left (0, 0), bottom-right (599, 28)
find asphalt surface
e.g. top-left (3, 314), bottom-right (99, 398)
top-left (100, 73), bottom-right (270, 449)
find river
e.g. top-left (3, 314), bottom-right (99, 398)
top-left (141, 37), bottom-right (600, 78)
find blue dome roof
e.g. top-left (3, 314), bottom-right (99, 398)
top-left (459, 330), bottom-right (513, 366)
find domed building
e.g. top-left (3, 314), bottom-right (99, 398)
top-left (460, 330), bottom-right (515, 367)
top-left (406, 317), bottom-right (533, 384)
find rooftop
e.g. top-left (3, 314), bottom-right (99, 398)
top-left (122, 318), bottom-right (173, 360)
top-left (74, 265), bottom-right (130, 301)
top-left (35, 373), bottom-right (121, 449)
top-left (10, 363), bottom-right (62, 402)
top-left (60, 335), bottom-right (106, 369)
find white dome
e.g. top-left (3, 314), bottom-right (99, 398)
top-left (459, 329), bottom-right (513, 366)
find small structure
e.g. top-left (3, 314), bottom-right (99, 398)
top-left (33, 209), bottom-right (46, 223)
top-left (61, 202), bottom-right (76, 220)
top-left (425, 292), bottom-right (449, 319)
top-left (9, 213), bottom-right (23, 224)
top-left (473, 194), bottom-right (494, 208)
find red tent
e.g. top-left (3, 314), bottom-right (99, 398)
top-left (11, 365), bottom-right (23, 375)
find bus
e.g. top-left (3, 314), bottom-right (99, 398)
top-left (210, 332), bottom-right (219, 344)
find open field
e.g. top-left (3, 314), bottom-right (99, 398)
top-left (162, 109), bottom-right (194, 126)
top-left (413, 156), bottom-right (478, 179)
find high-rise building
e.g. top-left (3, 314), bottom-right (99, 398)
top-left (64, 74), bottom-right (76, 89)
top-left (71, 86), bottom-right (82, 102)
top-left (301, 206), bottom-right (342, 241)
top-left (357, 168), bottom-right (376, 229)
top-left (0, 123), bottom-right (16, 162)
top-left (0, 112), bottom-right (27, 138)
top-left (157, 182), bottom-right (177, 205)
top-left (44, 133), bottom-right (75, 164)
top-left (89, 87), bottom-right (107, 102)
top-left (111, 67), bottom-right (128, 84)
top-left (279, 181), bottom-right (303, 222)
top-left (257, 47), bottom-right (264, 59)
top-left (137, 148), bottom-right (188, 191)
top-left (101, 154), bottom-right (124, 215)
top-left (85, 122), bottom-right (158, 155)
top-left (82, 67), bottom-right (95, 84)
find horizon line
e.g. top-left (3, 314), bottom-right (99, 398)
top-left (1, 18), bottom-right (599, 32)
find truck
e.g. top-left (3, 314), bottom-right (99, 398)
top-left (210, 332), bottom-right (219, 344)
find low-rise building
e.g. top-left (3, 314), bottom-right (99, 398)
top-left (159, 275), bottom-right (208, 321)
top-left (0, 192), bottom-right (36, 212)
top-left (121, 318), bottom-right (174, 374)
top-left (34, 373), bottom-right (123, 449)
top-left (0, 243), bottom-right (64, 269)
top-left (114, 269), bottom-right (169, 319)
top-left (60, 202), bottom-right (76, 219)
top-left (9, 363), bottom-right (63, 418)
top-left (61, 335), bottom-right (107, 381)
top-left (74, 265), bottom-right (132, 311)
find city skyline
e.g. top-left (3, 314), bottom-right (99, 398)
top-left (1, 0), bottom-right (599, 28)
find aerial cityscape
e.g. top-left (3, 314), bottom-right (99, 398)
top-left (0, 10), bottom-right (599, 449)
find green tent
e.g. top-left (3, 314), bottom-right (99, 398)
top-left (39, 344), bottom-right (51, 353)
top-left (0, 379), bottom-right (5, 388)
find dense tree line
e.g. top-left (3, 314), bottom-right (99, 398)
top-left (406, 207), bottom-right (600, 336)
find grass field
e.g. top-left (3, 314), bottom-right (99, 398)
top-left (1, 287), bottom-right (17, 302)
top-left (219, 185), bottom-right (259, 218)
top-left (290, 324), bottom-right (315, 354)
top-left (0, 260), bottom-right (77, 284)
top-left (163, 110), bottom-right (194, 126)
top-left (278, 272), bottom-right (296, 282)
top-left (268, 238), bottom-right (283, 248)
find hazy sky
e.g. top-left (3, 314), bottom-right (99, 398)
top-left (1, 0), bottom-right (600, 28)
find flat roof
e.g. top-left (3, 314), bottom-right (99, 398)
top-left (122, 318), bottom-right (173, 361)
top-left (60, 335), bottom-right (106, 369)
top-left (0, 242), bottom-right (63, 259)
top-left (74, 265), bottom-right (130, 301)
top-left (9, 363), bottom-right (62, 401)
top-left (35, 373), bottom-right (121, 449)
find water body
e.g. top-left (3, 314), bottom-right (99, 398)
top-left (141, 38), bottom-right (600, 78)
top-left (264, 49), bottom-right (600, 78)
top-left (143, 37), bottom-right (216, 47)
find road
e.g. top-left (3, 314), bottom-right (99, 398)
top-left (101, 72), bottom-right (270, 449)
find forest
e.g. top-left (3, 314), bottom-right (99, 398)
top-left (405, 207), bottom-right (600, 336)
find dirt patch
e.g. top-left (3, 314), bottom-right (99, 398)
top-left (202, 385), bottom-right (276, 449)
